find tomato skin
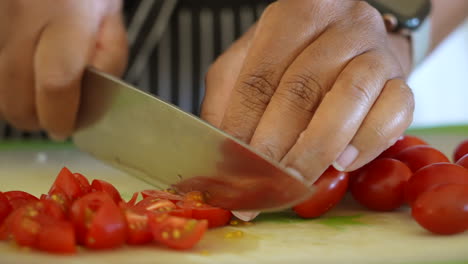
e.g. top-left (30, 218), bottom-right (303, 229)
top-left (293, 167), bottom-right (349, 218)
top-left (148, 214), bottom-right (208, 250)
top-left (394, 145), bottom-right (449, 173)
top-left (412, 184), bottom-right (468, 235)
top-left (404, 163), bottom-right (468, 205)
top-left (0, 192), bottom-right (12, 225)
top-left (456, 154), bottom-right (468, 169)
top-left (177, 201), bottom-right (232, 228)
top-left (70, 192), bottom-right (126, 249)
top-left (49, 167), bottom-right (83, 201)
top-left (454, 139), bottom-right (468, 162)
top-left (91, 179), bottom-right (122, 204)
top-left (379, 135), bottom-right (428, 159)
top-left (126, 192), bottom-right (140, 207)
top-left (73, 173), bottom-right (92, 195)
top-left (141, 190), bottom-right (183, 203)
top-left (3, 191), bottom-right (39, 209)
top-left (351, 159), bottom-right (412, 211)
top-left (36, 221), bottom-right (76, 254)
top-left (41, 188), bottom-right (72, 213)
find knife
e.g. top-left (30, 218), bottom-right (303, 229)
top-left (72, 68), bottom-right (313, 211)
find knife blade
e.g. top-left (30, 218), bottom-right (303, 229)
top-left (72, 68), bottom-right (313, 211)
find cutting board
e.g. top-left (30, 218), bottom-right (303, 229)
top-left (1, 126), bottom-right (468, 264)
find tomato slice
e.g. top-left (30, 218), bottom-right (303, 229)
top-left (456, 154), bottom-right (468, 169)
top-left (394, 145), bottom-right (449, 172)
top-left (91, 179), bottom-right (122, 204)
top-left (49, 167), bottom-right (83, 201)
top-left (0, 192), bottom-right (12, 225)
top-left (41, 188), bottom-right (72, 213)
top-left (177, 200), bottom-right (232, 228)
top-left (74, 173), bottom-right (92, 195)
top-left (135, 198), bottom-right (176, 213)
top-left (3, 191), bottom-right (39, 209)
top-left (412, 184), bottom-right (468, 235)
top-left (454, 139), bottom-right (468, 163)
top-left (404, 163), bottom-right (468, 205)
top-left (70, 192), bottom-right (126, 249)
top-left (122, 206), bottom-right (153, 245)
top-left (350, 159), bottom-right (412, 211)
top-left (168, 208), bottom-right (192, 218)
top-left (293, 167), bottom-right (349, 218)
top-left (148, 214), bottom-right (208, 250)
top-left (379, 135), bottom-right (428, 159)
top-left (126, 192), bottom-right (140, 207)
top-left (36, 221), bottom-right (76, 254)
top-left (141, 190), bottom-right (183, 203)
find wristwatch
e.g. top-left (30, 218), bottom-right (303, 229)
top-left (364, 0), bottom-right (432, 70)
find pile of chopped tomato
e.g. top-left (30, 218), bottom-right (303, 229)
top-left (292, 135), bottom-right (468, 235)
top-left (0, 167), bottom-right (232, 254)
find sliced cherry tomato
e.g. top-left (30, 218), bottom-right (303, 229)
top-left (122, 206), bottom-right (152, 245)
top-left (126, 192), bottom-right (140, 207)
top-left (135, 198), bottom-right (176, 213)
top-left (36, 221), bottom-right (76, 254)
top-left (379, 135), bottom-right (428, 159)
top-left (148, 214), bottom-right (208, 250)
top-left (70, 192), bottom-right (126, 249)
top-left (293, 167), bottom-right (349, 218)
top-left (454, 139), bottom-right (468, 163)
top-left (412, 184), bottom-right (468, 235)
top-left (91, 179), bottom-right (122, 204)
top-left (141, 190), bottom-right (183, 203)
top-left (456, 154), bottom-right (468, 169)
top-left (405, 163), bottom-right (468, 205)
top-left (168, 208), bottom-right (192, 218)
top-left (350, 159), bottom-right (412, 211)
top-left (49, 167), bottom-right (83, 201)
top-left (177, 200), bottom-right (232, 228)
top-left (4, 191), bottom-right (39, 209)
top-left (394, 145), bottom-right (449, 172)
top-left (183, 191), bottom-right (205, 203)
top-left (73, 173), bottom-right (92, 194)
top-left (40, 188), bottom-right (72, 213)
top-left (0, 192), bottom-right (12, 225)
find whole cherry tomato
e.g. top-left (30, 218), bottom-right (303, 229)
top-left (454, 139), bottom-right (468, 163)
top-left (379, 135), bottom-right (428, 159)
top-left (394, 145), bottom-right (449, 172)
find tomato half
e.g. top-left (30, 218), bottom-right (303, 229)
top-left (350, 159), bottom-right (412, 211)
top-left (148, 214), bottom-right (208, 250)
top-left (36, 221), bottom-right (76, 254)
top-left (73, 173), bottom-right (92, 195)
top-left (412, 184), bottom-right (468, 235)
top-left (404, 163), bottom-right (468, 205)
top-left (456, 154), bottom-right (468, 169)
top-left (49, 167), bottom-right (83, 201)
top-left (135, 198), bottom-right (176, 213)
top-left (177, 200), bottom-right (232, 228)
top-left (41, 188), bottom-right (72, 213)
top-left (3, 191), bottom-right (39, 209)
top-left (454, 139), bottom-right (468, 162)
top-left (0, 192), bottom-right (12, 225)
top-left (141, 190), bottom-right (183, 203)
top-left (126, 192), bottom-right (140, 207)
top-left (379, 135), bottom-right (428, 159)
top-left (91, 179), bottom-right (122, 204)
top-left (122, 206), bottom-right (153, 245)
top-left (70, 192), bottom-right (126, 249)
top-left (293, 167), bottom-right (349, 218)
top-left (394, 145), bottom-right (449, 172)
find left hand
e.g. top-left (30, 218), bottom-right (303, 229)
top-left (201, 0), bottom-right (415, 185)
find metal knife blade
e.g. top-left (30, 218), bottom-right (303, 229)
top-left (72, 68), bottom-right (312, 211)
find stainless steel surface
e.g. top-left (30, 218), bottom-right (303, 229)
top-left (72, 68), bottom-right (312, 211)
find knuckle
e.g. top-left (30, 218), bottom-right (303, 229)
top-left (237, 71), bottom-right (276, 112)
top-left (346, 78), bottom-right (375, 104)
top-left (278, 73), bottom-right (324, 113)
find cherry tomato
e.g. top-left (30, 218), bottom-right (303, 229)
top-left (122, 206), bottom-right (152, 245)
top-left (73, 173), bottom-right (92, 194)
top-left (91, 179), bottom-right (122, 204)
top-left (70, 192), bottom-right (126, 249)
top-left (168, 208), bottom-right (193, 218)
top-left (454, 139), bottom-right (468, 162)
top-left (49, 167), bottom-right (83, 201)
top-left (177, 200), bottom-right (232, 228)
top-left (141, 190), bottom-right (183, 203)
top-left (148, 214), bottom-right (208, 250)
top-left (135, 198), bottom-right (176, 213)
top-left (36, 221), bottom-right (76, 254)
top-left (379, 135), bottom-right (428, 159)
top-left (41, 188), bottom-right (72, 213)
top-left (350, 159), bottom-right (412, 211)
top-left (3, 191), bottom-right (39, 209)
top-left (456, 154), bottom-right (468, 169)
top-left (404, 163), bottom-right (468, 205)
top-left (412, 184), bottom-right (468, 235)
top-left (0, 192), bottom-right (12, 225)
top-left (126, 192), bottom-right (140, 207)
top-left (293, 167), bottom-right (349, 218)
top-left (394, 145), bottom-right (449, 172)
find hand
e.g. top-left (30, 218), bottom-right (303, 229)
top-left (0, 0), bottom-right (128, 139)
top-left (201, 0), bottom-right (414, 184)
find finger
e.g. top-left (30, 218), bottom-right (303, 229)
top-left (201, 24), bottom-right (256, 127)
top-left (91, 12), bottom-right (129, 77)
top-left (249, 21), bottom-right (384, 160)
top-left (281, 50), bottom-right (402, 183)
top-left (34, 4), bottom-right (113, 139)
top-left (341, 79), bottom-right (414, 171)
top-left (219, 1), bottom-right (346, 142)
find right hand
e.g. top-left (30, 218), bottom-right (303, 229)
top-left (0, 0), bottom-right (128, 140)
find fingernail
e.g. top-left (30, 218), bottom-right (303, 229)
top-left (49, 133), bottom-right (67, 142)
top-left (232, 211), bottom-right (260, 222)
top-left (333, 145), bottom-right (359, 171)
